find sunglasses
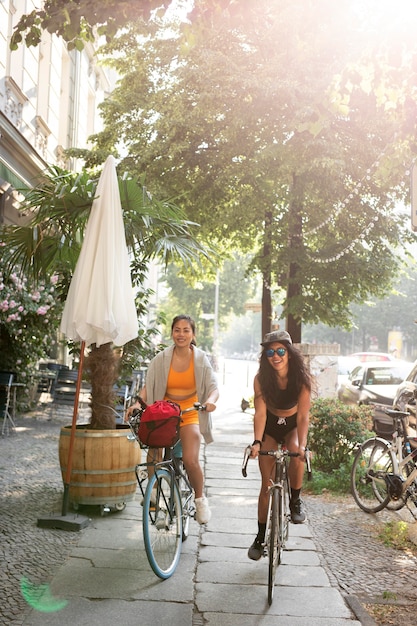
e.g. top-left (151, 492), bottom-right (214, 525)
top-left (265, 347), bottom-right (287, 358)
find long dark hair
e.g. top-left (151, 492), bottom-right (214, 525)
top-left (257, 342), bottom-right (312, 409)
top-left (171, 314), bottom-right (197, 346)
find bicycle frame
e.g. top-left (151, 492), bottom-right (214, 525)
top-left (127, 405), bottom-right (199, 514)
top-left (263, 448), bottom-right (292, 605)
top-left (126, 402), bottom-right (204, 578)
top-left (242, 443), bottom-right (310, 605)
top-left (381, 411), bottom-right (417, 501)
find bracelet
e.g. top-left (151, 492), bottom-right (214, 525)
top-left (252, 439), bottom-right (262, 447)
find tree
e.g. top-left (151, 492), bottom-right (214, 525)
top-left (1, 164), bottom-right (211, 427)
top-left (9, 0), bottom-right (234, 51)
top-left (79, 0), bottom-right (417, 343)
top-left (158, 253), bottom-right (258, 351)
top-left (303, 262), bottom-right (417, 360)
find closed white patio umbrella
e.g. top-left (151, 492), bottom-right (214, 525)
top-left (60, 155), bottom-right (138, 347)
top-left (38, 155), bottom-right (138, 530)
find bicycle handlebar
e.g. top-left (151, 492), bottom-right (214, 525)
top-left (181, 402), bottom-right (207, 414)
top-left (241, 444), bottom-right (312, 480)
top-left (129, 400), bottom-right (206, 418)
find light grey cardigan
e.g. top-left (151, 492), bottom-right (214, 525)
top-left (144, 344), bottom-right (218, 444)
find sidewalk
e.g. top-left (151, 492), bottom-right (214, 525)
top-left (18, 398), bottom-right (365, 626)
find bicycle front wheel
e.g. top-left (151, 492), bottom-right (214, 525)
top-left (142, 469), bottom-right (183, 579)
top-left (267, 485), bottom-right (279, 606)
top-left (351, 439), bottom-right (395, 513)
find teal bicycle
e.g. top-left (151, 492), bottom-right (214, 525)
top-left (128, 402), bottom-right (205, 579)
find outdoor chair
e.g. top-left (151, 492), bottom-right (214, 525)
top-left (113, 383), bottom-right (129, 423)
top-left (52, 369), bottom-right (91, 406)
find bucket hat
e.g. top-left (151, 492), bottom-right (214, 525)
top-left (260, 330), bottom-right (292, 346)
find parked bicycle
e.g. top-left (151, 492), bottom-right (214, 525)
top-left (127, 401), bottom-right (206, 579)
top-left (351, 408), bottom-right (417, 517)
top-left (242, 444), bottom-right (312, 605)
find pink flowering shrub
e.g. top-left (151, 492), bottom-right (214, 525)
top-left (0, 259), bottom-right (63, 394)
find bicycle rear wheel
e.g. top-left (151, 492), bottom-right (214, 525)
top-left (384, 444), bottom-right (413, 511)
top-left (351, 439), bottom-right (395, 513)
top-left (142, 469), bottom-right (182, 579)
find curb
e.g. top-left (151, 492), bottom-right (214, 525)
top-left (344, 595), bottom-right (378, 626)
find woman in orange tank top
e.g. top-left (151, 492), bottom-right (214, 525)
top-left (127, 315), bottom-right (219, 525)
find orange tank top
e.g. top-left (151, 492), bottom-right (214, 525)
top-left (165, 355), bottom-right (197, 412)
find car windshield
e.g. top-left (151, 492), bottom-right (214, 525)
top-left (365, 364), bottom-right (411, 385)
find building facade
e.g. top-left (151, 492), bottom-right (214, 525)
top-left (0, 0), bottom-right (110, 225)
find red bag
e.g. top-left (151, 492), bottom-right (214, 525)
top-left (137, 400), bottom-right (181, 448)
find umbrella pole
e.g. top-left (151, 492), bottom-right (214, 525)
top-left (62, 341), bottom-right (86, 515)
top-left (37, 342), bottom-right (90, 531)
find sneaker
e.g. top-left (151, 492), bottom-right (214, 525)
top-left (248, 537), bottom-right (264, 561)
top-left (195, 496), bottom-right (211, 524)
top-left (290, 498), bottom-right (306, 524)
top-left (140, 489), bottom-right (157, 508)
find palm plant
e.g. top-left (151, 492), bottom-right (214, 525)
top-left (1, 164), bottom-right (211, 428)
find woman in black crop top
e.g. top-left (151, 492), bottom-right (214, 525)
top-left (247, 330), bottom-right (313, 561)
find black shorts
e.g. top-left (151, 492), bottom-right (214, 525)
top-left (263, 411), bottom-right (297, 444)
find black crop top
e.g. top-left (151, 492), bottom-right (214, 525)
top-left (270, 381), bottom-right (298, 410)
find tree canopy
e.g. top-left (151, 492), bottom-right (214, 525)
top-left (77, 0), bottom-right (417, 341)
top-left (10, 0), bottom-right (232, 51)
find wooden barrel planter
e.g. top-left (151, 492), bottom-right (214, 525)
top-left (59, 424), bottom-right (141, 508)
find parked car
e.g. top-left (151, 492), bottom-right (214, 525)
top-left (338, 360), bottom-right (412, 409)
top-left (337, 356), bottom-right (360, 390)
top-left (392, 359), bottom-right (417, 433)
top-left (348, 352), bottom-right (395, 362)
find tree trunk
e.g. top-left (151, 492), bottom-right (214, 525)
top-left (85, 342), bottom-right (118, 429)
top-left (262, 272), bottom-right (272, 339)
top-left (286, 275), bottom-right (302, 343)
top-left (286, 174), bottom-right (303, 344)
top-left (261, 210), bottom-right (273, 339)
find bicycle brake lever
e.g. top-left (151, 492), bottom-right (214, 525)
top-left (242, 445), bottom-right (251, 477)
top-left (305, 447), bottom-right (312, 481)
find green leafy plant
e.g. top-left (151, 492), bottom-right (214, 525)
top-left (303, 460), bottom-right (353, 495)
top-left (378, 521), bottom-right (415, 553)
top-left (308, 398), bottom-right (373, 473)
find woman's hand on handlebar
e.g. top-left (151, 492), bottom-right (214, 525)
top-left (203, 401), bottom-right (216, 413)
top-left (125, 401), bottom-right (140, 421)
top-left (249, 440), bottom-right (261, 458)
top-left (298, 445), bottom-right (307, 461)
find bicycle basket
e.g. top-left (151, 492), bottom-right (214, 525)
top-left (373, 417), bottom-right (396, 440)
top-left (137, 400), bottom-right (181, 448)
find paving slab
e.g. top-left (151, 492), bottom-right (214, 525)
top-left (196, 582), bottom-right (354, 618)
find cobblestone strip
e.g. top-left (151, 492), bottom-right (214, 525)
top-left (0, 411), bottom-right (88, 625)
top-left (305, 494), bottom-right (417, 602)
